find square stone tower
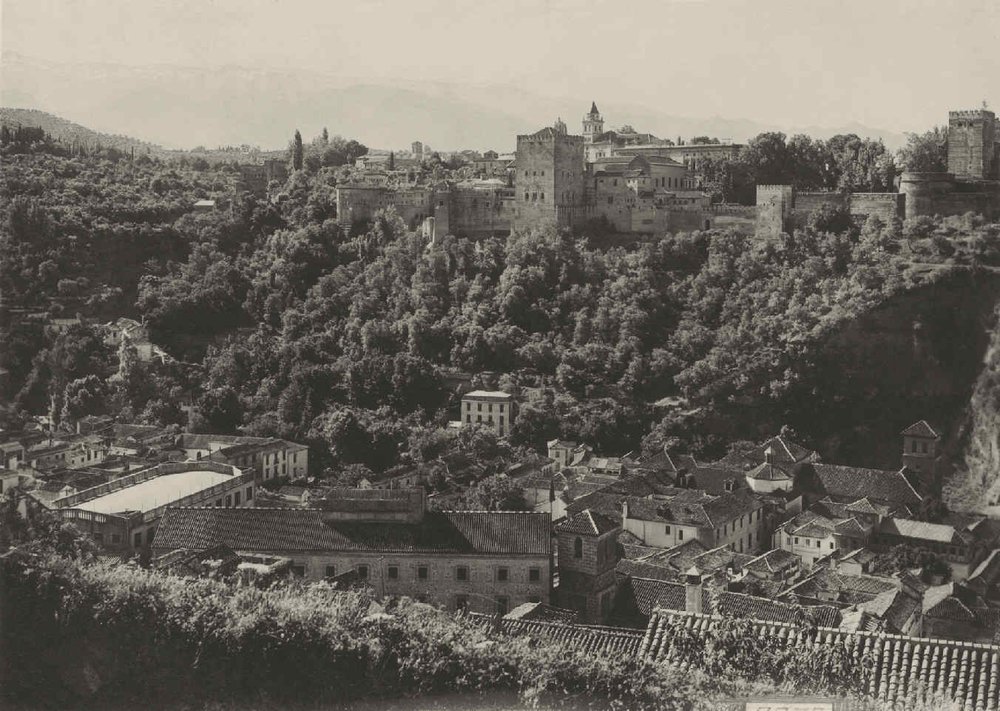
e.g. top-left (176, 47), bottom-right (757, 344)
top-left (514, 124), bottom-right (585, 231)
top-left (948, 110), bottom-right (997, 180)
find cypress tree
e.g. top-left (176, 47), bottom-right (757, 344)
top-left (292, 129), bottom-right (303, 170)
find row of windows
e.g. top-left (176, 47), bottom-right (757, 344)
top-left (465, 402), bottom-right (505, 412)
top-left (524, 170), bottom-right (546, 177)
top-left (465, 414), bottom-right (505, 426)
top-left (524, 192), bottom-right (546, 202)
top-left (319, 564), bottom-right (543, 582)
top-left (209, 485), bottom-right (253, 508)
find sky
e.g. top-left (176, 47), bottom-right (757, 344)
top-left (2, 0), bottom-right (999, 134)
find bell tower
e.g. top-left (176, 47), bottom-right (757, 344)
top-left (582, 102), bottom-right (604, 144)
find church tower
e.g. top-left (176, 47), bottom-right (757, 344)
top-left (582, 102), bottom-right (604, 144)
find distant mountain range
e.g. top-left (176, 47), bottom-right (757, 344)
top-left (1, 52), bottom-right (909, 152)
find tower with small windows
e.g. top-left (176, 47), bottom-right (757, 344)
top-left (901, 419), bottom-right (941, 481)
top-left (582, 102), bottom-right (604, 144)
top-left (513, 124), bottom-right (585, 231)
top-left (554, 509), bottom-right (621, 623)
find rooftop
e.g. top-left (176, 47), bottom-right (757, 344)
top-left (153, 507), bottom-right (551, 556)
top-left (70, 469), bottom-right (234, 515)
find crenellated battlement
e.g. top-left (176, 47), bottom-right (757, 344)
top-left (950, 110), bottom-right (996, 120)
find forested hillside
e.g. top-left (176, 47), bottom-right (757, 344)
top-left (4, 124), bottom-right (1000, 495)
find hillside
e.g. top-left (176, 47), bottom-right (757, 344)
top-left (0, 107), bottom-right (162, 154)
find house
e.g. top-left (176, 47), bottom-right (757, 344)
top-left (461, 390), bottom-right (515, 437)
top-left (152, 488), bottom-right (552, 616)
top-left (621, 488), bottom-right (767, 554)
top-left (874, 518), bottom-right (987, 581)
top-left (921, 582), bottom-right (1000, 643)
top-left (775, 508), bottom-right (874, 568)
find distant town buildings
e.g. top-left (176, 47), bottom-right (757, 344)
top-left (334, 104), bottom-right (999, 240)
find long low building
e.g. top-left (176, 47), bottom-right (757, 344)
top-left (152, 488), bottom-right (553, 616)
top-left (54, 461), bottom-right (254, 553)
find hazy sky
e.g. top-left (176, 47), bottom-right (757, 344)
top-left (2, 0), bottom-right (999, 133)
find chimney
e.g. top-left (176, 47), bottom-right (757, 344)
top-left (764, 446), bottom-right (774, 465)
top-left (685, 566), bottom-right (703, 614)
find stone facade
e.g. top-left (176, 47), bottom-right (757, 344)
top-left (513, 125), bottom-right (586, 231)
top-left (555, 511), bottom-right (622, 623)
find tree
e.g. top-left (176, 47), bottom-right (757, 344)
top-left (61, 375), bottom-right (110, 422)
top-left (388, 151), bottom-right (395, 171)
top-left (897, 127), bottom-right (948, 173)
top-left (292, 129), bottom-right (304, 171)
top-left (461, 474), bottom-right (528, 511)
top-left (321, 127), bottom-right (329, 145)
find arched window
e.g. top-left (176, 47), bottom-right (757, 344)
top-left (573, 537), bottom-right (583, 558)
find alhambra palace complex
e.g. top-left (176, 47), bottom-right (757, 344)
top-left (334, 104), bottom-right (1000, 239)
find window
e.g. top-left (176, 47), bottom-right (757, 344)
top-left (499, 404), bottom-right (504, 412)
top-left (456, 566), bottom-right (469, 581)
top-left (665, 525), bottom-right (671, 534)
top-left (466, 415), bottom-right (471, 423)
top-left (678, 530), bottom-right (684, 540)
top-left (816, 540), bottom-right (821, 548)
top-left (573, 537), bottom-right (583, 558)
top-left (455, 595), bottom-right (469, 611)
top-left (496, 596), bottom-right (509, 615)
top-left (225, 494), bottom-right (232, 507)
top-left (388, 566), bottom-right (399, 579)
top-left (477, 415), bottom-right (482, 423)
top-left (922, 442), bottom-right (928, 454)
top-left (829, 542), bottom-right (835, 549)
top-left (911, 441), bottom-right (917, 453)
top-left (497, 567), bottom-right (509, 582)
top-left (466, 402), bottom-right (471, 410)
top-left (795, 537), bottom-right (800, 545)
top-left (477, 403), bottom-right (482, 412)
top-left (234, 491), bottom-right (241, 506)
top-left (291, 565), bottom-right (305, 577)
top-left (134, 532), bottom-right (142, 548)
top-left (418, 566), bottom-right (429, 580)
top-left (529, 567), bottom-right (541, 582)
top-left (216, 499), bottom-right (223, 507)
top-left (499, 416), bottom-right (504, 428)
top-left (357, 565), bottom-right (369, 580)
top-left (325, 565), bottom-right (337, 578)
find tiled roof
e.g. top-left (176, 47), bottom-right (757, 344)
top-left (879, 518), bottom-right (965, 545)
top-left (154, 508), bottom-right (339, 552)
top-left (803, 464), bottom-right (922, 507)
top-left (641, 610), bottom-right (1000, 709)
top-left (785, 569), bottom-right (898, 603)
top-left (714, 591), bottom-right (842, 628)
top-left (625, 488), bottom-right (761, 528)
top-left (154, 508), bottom-right (551, 556)
top-left (717, 435), bottom-right (817, 467)
top-left (746, 462), bottom-right (794, 481)
top-left (901, 420), bottom-right (940, 438)
top-left (743, 548), bottom-right (800, 574)
top-left (488, 618), bottom-right (644, 657)
top-left (692, 546), bottom-right (753, 573)
top-left (503, 602), bottom-right (578, 624)
top-left (615, 558), bottom-right (683, 583)
top-left (969, 549), bottom-right (1000, 588)
top-left (555, 509), bottom-right (620, 536)
top-left (624, 577), bottom-right (701, 616)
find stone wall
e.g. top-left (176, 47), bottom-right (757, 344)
top-left (900, 172), bottom-right (1000, 220)
top-left (513, 131), bottom-right (585, 231)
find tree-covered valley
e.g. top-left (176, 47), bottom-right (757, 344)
top-left (4, 122), bottom-right (1000, 503)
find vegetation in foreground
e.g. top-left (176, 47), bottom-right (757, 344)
top-left (0, 509), bottom-right (959, 711)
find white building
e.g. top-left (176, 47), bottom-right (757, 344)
top-left (461, 390), bottom-right (515, 437)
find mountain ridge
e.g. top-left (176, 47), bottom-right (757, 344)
top-left (1, 51), bottom-right (910, 152)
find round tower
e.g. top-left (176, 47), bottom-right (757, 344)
top-left (582, 101), bottom-right (604, 144)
